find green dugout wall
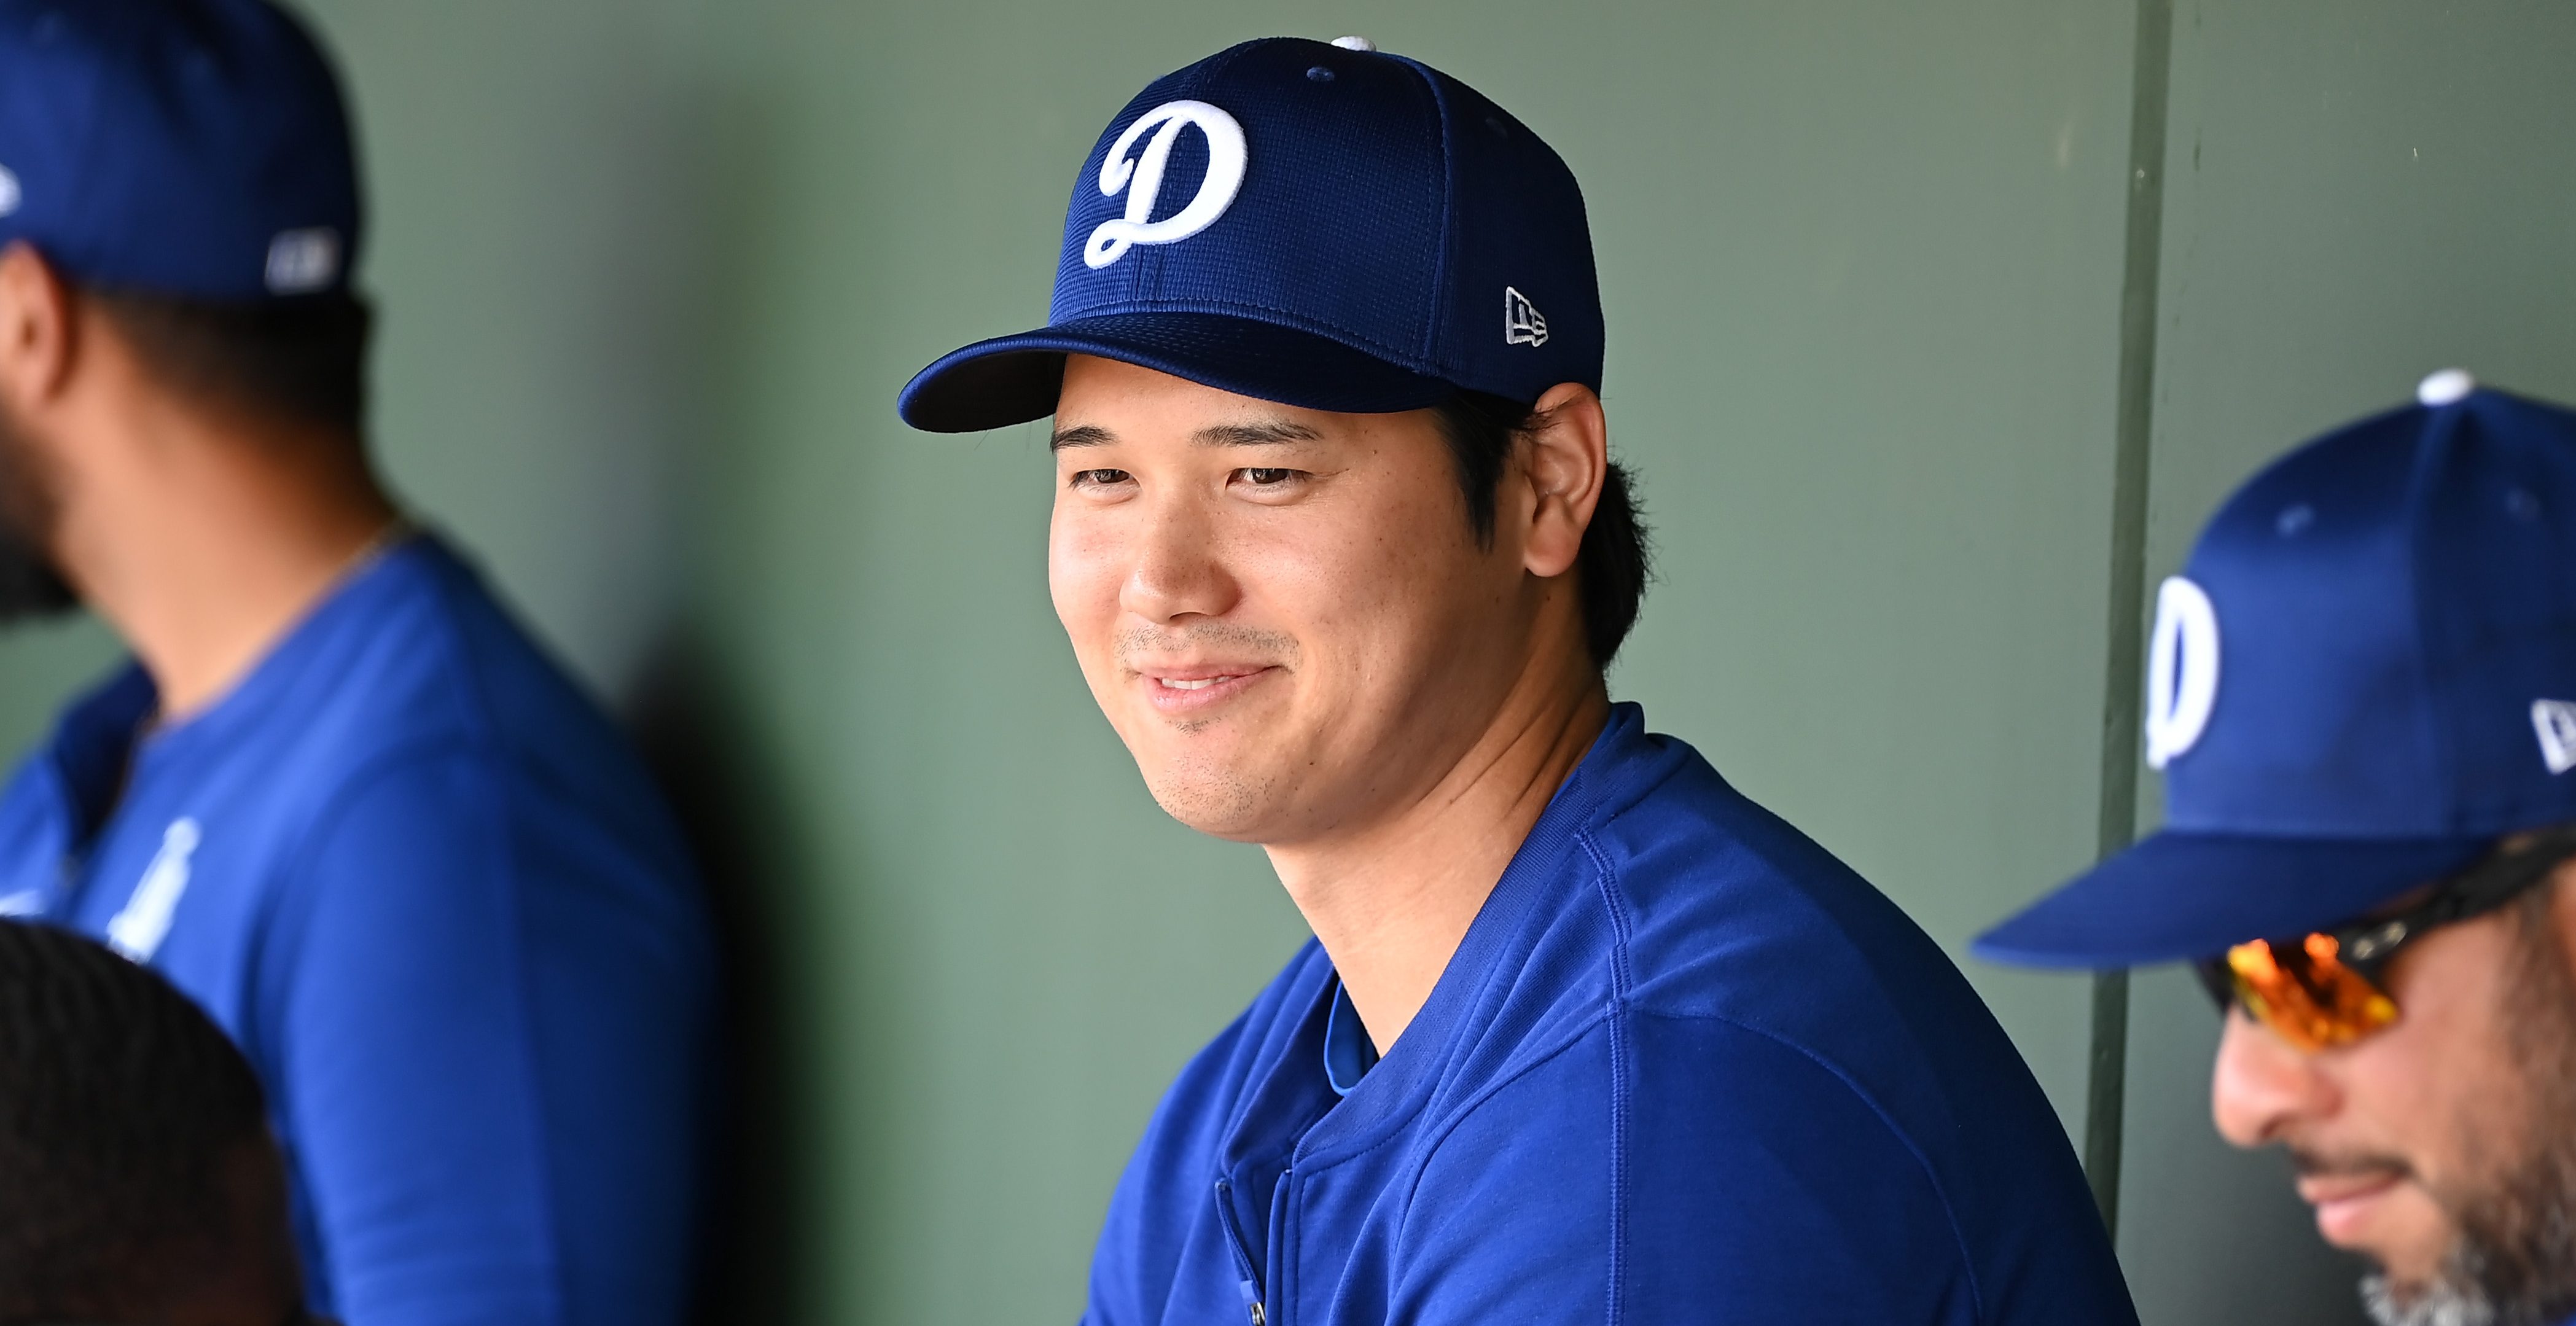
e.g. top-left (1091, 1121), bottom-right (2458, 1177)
top-left (3, 2), bottom-right (2572, 1321)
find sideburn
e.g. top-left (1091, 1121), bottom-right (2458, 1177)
top-left (0, 403), bottom-right (76, 622)
top-left (2445, 885), bottom-right (2576, 1324)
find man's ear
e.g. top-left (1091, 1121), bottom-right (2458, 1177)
top-left (1517, 381), bottom-right (1608, 580)
top-left (0, 241), bottom-right (77, 416)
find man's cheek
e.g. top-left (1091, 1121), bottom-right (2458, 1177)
top-left (1047, 539), bottom-right (1117, 633)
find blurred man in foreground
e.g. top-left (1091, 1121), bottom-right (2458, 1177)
top-left (900, 35), bottom-right (2134, 1324)
top-left (0, 920), bottom-right (322, 1326)
top-left (0, 3), bottom-right (714, 1322)
top-left (1980, 371), bottom-right (2576, 1326)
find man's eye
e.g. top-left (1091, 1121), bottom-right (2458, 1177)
top-left (1237, 468), bottom-right (1300, 487)
top-left (1070, 468), bottom-right (1133, 489)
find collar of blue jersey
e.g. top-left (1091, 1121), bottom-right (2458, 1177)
top-left (47, 534), bottom-right (437, 792)
top-left (1321, 978), bottom-right (1378, 1096)
top-left (1276, 703), bottom-right (1655, 1156)
top-left (42, 665), bottom-right (157, 843)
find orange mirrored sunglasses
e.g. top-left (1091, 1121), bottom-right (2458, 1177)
top-left (2192, 831), bottom-right (2576, 1053)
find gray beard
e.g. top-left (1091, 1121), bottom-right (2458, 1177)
top-left (2363, 899), bottom-right (2576, 1326)
top-left (2364, 1273), bottom-right (2494, 1326)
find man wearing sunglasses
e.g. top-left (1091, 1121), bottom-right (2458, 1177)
top-left (1979, 370), bottom-right (2576, 1326)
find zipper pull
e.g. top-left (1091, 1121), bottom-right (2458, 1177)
top-left (1213, 1177), bottom-right (1267, 1326)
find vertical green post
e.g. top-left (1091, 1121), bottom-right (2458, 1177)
top-left (2086, 0), bottom-right (2176, 1242)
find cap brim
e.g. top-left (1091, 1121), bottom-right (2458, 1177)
top-left (1972, 829), bottom-right (2494, 969)
top-left (897, 312), bottom-right (1455, 433)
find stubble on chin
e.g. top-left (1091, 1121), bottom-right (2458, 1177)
top-left (2362, 899), bottom-right (2576, 1326)
top-left (1141, 747), bottom-right (1276, 840)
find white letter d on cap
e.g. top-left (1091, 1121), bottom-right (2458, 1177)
top-left (1085, 100), bottom-right (1247, 270)
top-left (2145, 576), bottom-right (2220, 769)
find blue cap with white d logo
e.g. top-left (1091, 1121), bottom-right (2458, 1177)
top-left (1977, 371), bottom-right (2576, 968)
top-left (897, 36), bottom-right (1603, 431)
top-left (0, 0), bottom-right (362, 302)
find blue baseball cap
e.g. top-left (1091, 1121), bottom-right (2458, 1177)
top-left (0, 0), bottom-right (362, 302)
top-left (897, 36), bottom-right (1603, 432)
top-left (1978, 372), bottom-right (2576, 969)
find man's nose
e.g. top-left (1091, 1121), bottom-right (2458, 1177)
top-left (1119, 493), bottom-right (1236, 625)
top-left (2210, 1008), bottom-right (2340, 1148)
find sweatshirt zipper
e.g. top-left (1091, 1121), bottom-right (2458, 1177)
top-left (1212, 1177), bottom-right (1268, 1326)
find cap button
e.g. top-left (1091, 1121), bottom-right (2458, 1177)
top-left (1330, 35), bottom-right (1378, 51)
top-left (2418, 367), bottom-right (2476, 407)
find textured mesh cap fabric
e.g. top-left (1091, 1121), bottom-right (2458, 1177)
top-left (1979, 380), bottom-right (2576, 967)
top-left (899, 37), bottom-right (1601, 431)
top-left (0, 0), bottom-right (362, 301)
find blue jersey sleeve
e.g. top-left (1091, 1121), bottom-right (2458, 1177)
top-left (1398, 1013), bottom-right (1981, 1325)
top-left (256, 749), bottom-right (710, 1326)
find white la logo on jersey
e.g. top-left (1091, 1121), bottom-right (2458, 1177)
top-left (1504, 287), bottom-right (1548, 346)
top-left (1083, 100), bottom-right (1247, 270)
top-left (106, 818), bottom-right (200, 962)
top-left (0, 164), bottom-right (20, 218)
top-left (2532, 700), bottom-right (2576, 774)
top-left (2144, 576), bottom-right (2220, 770)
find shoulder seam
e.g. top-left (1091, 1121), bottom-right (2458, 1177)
top-left (1578, 830), bottom-right (1631, 1326)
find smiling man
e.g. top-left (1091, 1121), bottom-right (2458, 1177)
top-left (1979, 373), bottom-right (2576, 1326)
top-left (902, 36), bottom-right (2134, 1325)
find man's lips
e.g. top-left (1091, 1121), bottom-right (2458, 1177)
top-left (2296, 1168), bottom-right (2407, 1244)
top-left (1131, 663), bottom-right (1280, 712)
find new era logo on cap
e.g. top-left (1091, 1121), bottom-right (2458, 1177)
top-left (1977, 373), bottom-right (2576, 970)
top-left (1504, 286), bottom-right (1548, 347)
top-left (265, 228), bottom-right (342, 295)
top-left (0, 0), bottom-right (360, 302)
top-left (2534, 700), bottom-right (2576, 774)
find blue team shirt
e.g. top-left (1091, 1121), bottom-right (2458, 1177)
top-left (1087, 703), bottom-right (2137, 1325)
top-left (0, 536), bottom-right (714, 1326)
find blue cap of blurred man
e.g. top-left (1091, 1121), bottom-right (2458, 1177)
top-left (900, 35), bottom-right (2136, 1324)
top-left (1980, 370), bottom-right (2576, 1326)
top-left (0, 4), bottom-right (715, 1324)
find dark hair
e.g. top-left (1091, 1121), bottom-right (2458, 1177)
top-left (0, 921), bottom-right (276, 1323)
top-left (84, 286), bottom-right (373, 437)
top-left (1430, 390), bottom-right (1652, 668)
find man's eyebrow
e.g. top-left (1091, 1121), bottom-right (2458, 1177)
top-left (1196, 420), bottom-right (1324, 447)
top-left (1050, 420), bottom-right (1324, 450)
